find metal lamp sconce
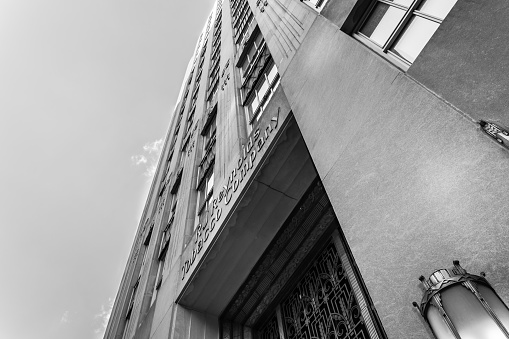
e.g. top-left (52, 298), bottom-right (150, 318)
top-left (413, 261), bottom-right (509, 339)
top-left (480, 120), bottom-right (509, 148)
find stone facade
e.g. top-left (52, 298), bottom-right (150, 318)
top-left (104, 1), bottom-right (509, 339)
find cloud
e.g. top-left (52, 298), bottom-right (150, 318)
top-left (94, 297), bottom-right (114, 339)
top-left (60, 310), bottom-right (69, 324)
top-left (145, 162), bottom-right (158, 179)
top-left (143, 139), bottom-right (164, 154)
top-left (131, 154), bottom-right (147, 165)
top-left (131, 138), bottom-right (164, 179)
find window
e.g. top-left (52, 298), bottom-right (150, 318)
top-left (232, 0), bottom-right (254, 47)
top-left (202, 115), bottom-right (216, 152)
top-left (143, 225), bottom-right (152, 246)
top-left (163, 150), bottom-right (173, 179)
top-left (207, 9), bottom-right (221, 100)
top-left (196, 170), bottom-right (214, 229)
top-left (245, 60), bottom-right (279, 123)
top-left (356, 0), bottom-right (457, 66)
top-left (238, 29), bottom-right (280, 125)
top-left (152, 196), bottom-right (177, 305)
top-left (170, 157), bottom-right (183, 194)
top-left (240, 32), bottom-right (264, 78)
top-left (235, 12), bottom-right (254, 48)
top-left (150, 260), bottom-right (164, 305)
top-left (186, 111), bottom-right (194, 136)
top-left (177, 150), bottom-right (185, 168)
top-left (126, 277), bottom-right (139, 319)
top-left (300, 0), bottom-right (327, 11)
top-left (196, 104), bottom-right (216, 232)
top-left (158, 225), bottom-right (171, 260)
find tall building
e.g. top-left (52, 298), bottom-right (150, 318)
top-left (104, 1), bottom-right (509, 338)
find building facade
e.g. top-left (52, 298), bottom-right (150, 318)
top-left (104, 1), bottom-right (509, 338)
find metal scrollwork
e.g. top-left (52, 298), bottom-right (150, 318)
top-left (279, 242), bottom-right (369, 339)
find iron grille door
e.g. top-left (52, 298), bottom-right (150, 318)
top-left (259, 231), bottom-right (381, 339)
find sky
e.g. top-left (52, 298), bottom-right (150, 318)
top-left (0, 1), bottom-right (215, 338)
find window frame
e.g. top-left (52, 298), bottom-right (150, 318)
top-left (354, 0), bottom-right (456, 69)
top-left (202, 114), bottom-right (217, 153)
top-left (245, 60), bottom-right (280, 124)
top-left (300, 0), bottom-right (328, 11)
top-left (195, 169), bottom-right (214, 232)
top-left (240, 34), bottom-right (266, 82)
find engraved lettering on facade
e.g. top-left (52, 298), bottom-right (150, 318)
top-left (181, 109), bottom-right (280, 280)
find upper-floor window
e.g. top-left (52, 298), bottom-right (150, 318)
top-left (355, 0), bottom-right (457, 67)
top-left (202, 115), bottom-right (217, 152)
top-left (196, 170), bottom-right (214, 229)
top-left (158, 196), bottom-right (177, 260)
top-left (235, 11), bottom-right (254, 47)
top-left (238, 29), bottom-right (280, 125)
top-left (196, 111), bottom-right (216, 230)
top-left (240, 32), bottom-right (265, 80)
top-left (164, 150), bottom-right (173, 177)
top-left (177, 149), bottom-right (186, 168)
top-left (126, 277), bottom-right (139, 319)
top-left (232, 0), bottom-right (253, 45)
top-left (245, 60), bottom-right (279, 123)
top-left (300, 0), bottom-right (327, 11)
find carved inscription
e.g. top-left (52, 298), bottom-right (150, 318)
top-left (181, 109), bottom-right (281, 279)
top-left (256, 0), bottom-right (268, 12)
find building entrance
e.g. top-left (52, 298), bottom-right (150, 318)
top-left (220, 180), bottom-right (386, 339)
top-left (258, 236), bottom-right (376, 339)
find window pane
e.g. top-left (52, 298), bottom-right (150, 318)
top-left (267, 63), bottom-right (278, 84)
top-left (241, 61), bottom-right (250, 75)
top-left (254, 31), bottom-right (263, 48)
top-left (198, 188), bottom-right (205, 207)
top-left (360, 3), bottom-right (406, 47)
top-left (247, 44), bottom-right (257, 61)
top-left (418, 0), bottom-right (457, 20)
top-left (390, 0), bottom-right (414, 7)
top-left (249, 95), bottom-right (259, 116)
top-left (206, 172), bottom-right (214, 195)
top-left (257, 77), bottom-right (270, 99)
top-left (391, 15), bottom-right (440, 62)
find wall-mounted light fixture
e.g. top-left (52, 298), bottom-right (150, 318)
top-left (480, 120), bottom-right (509, 148)
top-left (413, 260), bottom-right (509, 339)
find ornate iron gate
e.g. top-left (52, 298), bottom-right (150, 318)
top-left (221, 180), bottom-right (386, 339)
top-left (258, 235), bottom-right (381, 339)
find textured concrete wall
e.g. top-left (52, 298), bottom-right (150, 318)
top-left (281, 13), bottom-right (509, 339)
top-left (409, 0), bottom-right (509, 128)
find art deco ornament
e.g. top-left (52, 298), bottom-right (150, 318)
top-left (413, 261), bottom-right (509, 339)
top-left (480, 120), bottom-right (509, 148)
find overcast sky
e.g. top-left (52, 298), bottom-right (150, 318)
top-left (0, 1), bottom-right (215, 338)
